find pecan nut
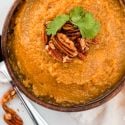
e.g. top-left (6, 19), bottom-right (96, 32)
top-left (76, 38), bottom-right (89, 53)
top-left (2, 89), bottom-right (23, 125)
top-left (52, 33), bottom-right (78, 58)
top-left (62, 22), bottom-right (81, 41)
top-left (45, 44), bottom-right (63, 62)
top-left (45, 33), bottom-right (78, 62)
top-left (3, 104), bottom-right (23, 125)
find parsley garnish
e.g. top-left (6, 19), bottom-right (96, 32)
top-left (46, 7), bottom-right (100, 39)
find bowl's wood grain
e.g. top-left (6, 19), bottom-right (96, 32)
top-left (1, 0), bottom-right (125, 112)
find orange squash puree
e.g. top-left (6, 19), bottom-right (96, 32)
top-left (9, 0), bottom-right (125, 105)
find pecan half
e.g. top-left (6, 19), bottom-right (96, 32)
top-left (45, 44), bottom-right (63, 62)
top-left (1, 89), bottom-right (23, 125)
top-left (3, 104), bottom-right (23, 125)
top-left (63, 22), bottom-right (79, 32)
top-left (76, 38), bottom-right (89, 53)
top-left (52, 33), bottom-right (78, 58)
top-left (62, 22), bottom-right (81, 41)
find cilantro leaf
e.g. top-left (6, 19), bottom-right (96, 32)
top-left (69, 6), bottom-right (85, 23)
top-left (80, 21), bottom-right (100, 39)
top-left (46, 14), bottom-right (69, 35)
top-left (82, 13), bottom-right (95, 29)
top-left (70, 7), bottom-right (100, 39)
top-left (74, 12), bottom-right (100, 38)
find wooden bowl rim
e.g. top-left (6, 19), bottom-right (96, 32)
top-left (1, 0), bottom-right (125, 112)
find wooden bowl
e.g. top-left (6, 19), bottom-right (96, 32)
top-left (1, 0), bottom-right (125, 112)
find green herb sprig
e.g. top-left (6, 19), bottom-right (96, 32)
top-left (46, 14), bottom-right (69, 35)
top-left (46, 7), bottom-right (100, 39)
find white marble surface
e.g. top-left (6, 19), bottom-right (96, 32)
top-left (0, 1), bottom-right (125, 125)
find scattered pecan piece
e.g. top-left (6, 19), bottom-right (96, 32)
top-left (3, 104), bottom-right (23, 125)
top-left (1, 89), bottom-right (16, 104)
top-left (1, 89), bottom-right (23, 125)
